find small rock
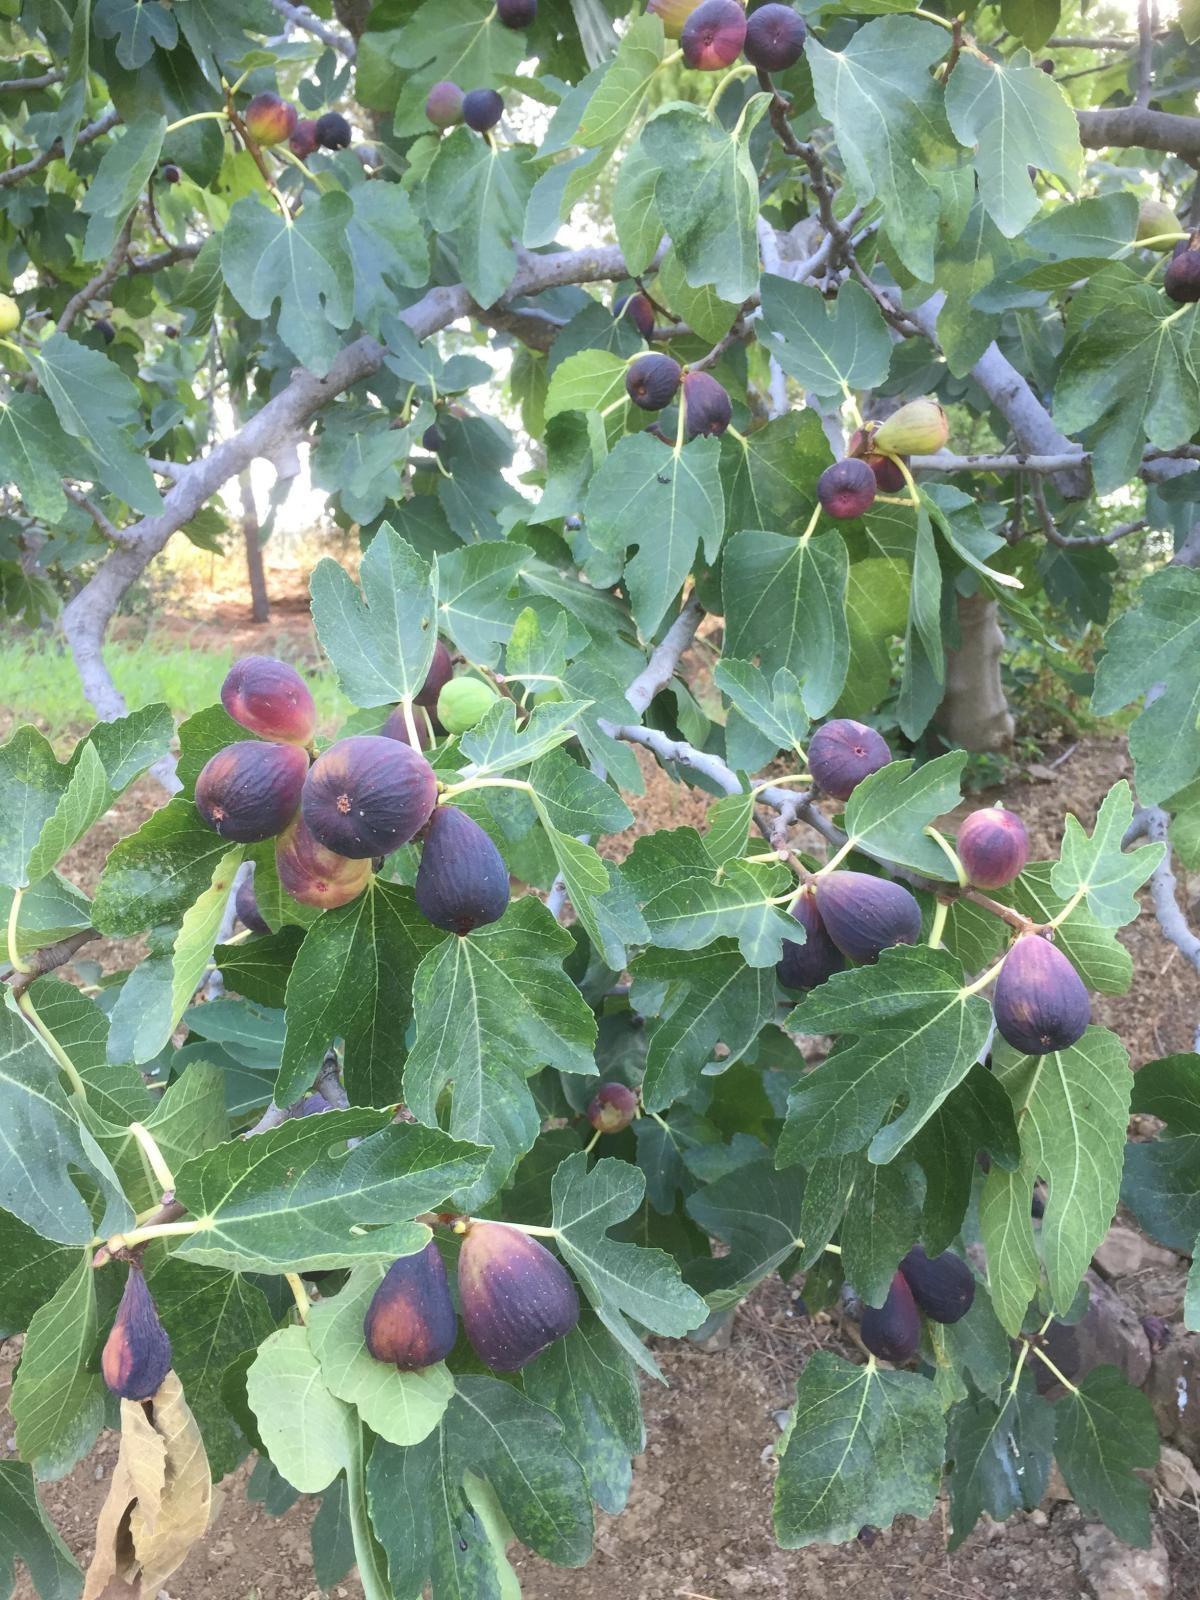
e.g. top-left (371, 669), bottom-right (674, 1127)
top-left (1156, 1444), bottom-right (1200, 1502)
top-left (687, 1307), bottom-right (735, 1352)
top-left (1093, 1224), bottom-right (1177, 1279)
top-left (1029, 1509), bottom-right (1048, 1527)
top-left (1074, 1523), bottom-right (1170, 1600)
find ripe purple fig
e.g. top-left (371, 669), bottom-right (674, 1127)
top-left (289, 118), bottom-right (320, 159)
top-left (681, 370), bottom-right (732, 439)
top-left (221, 655), bottom-right (316, 746)
top-left (497, 0), bottom-right (537, 24)
top-left (776, 885), bottom-right (846, 991)
top-left (681, 0), bottom-right (748, 69)
top-left (587, 1082), bottom-right (638, 1134)
top-left (301, 734), bottom-right (437, 859)
top-left (425, 81), bottom-right (465, 129)
top-left (381, 704), bottom-right (435, 750)
top-left (898, 1246), bottom-right (975, 1325)
top-left (743, 3), bottom-right (806, 69)
top-left (1164, 244), bottom-right (1200, 303)
top-left (243, 92), bottom-right (297, 146)
top-left (195, 741), bottom-right (308, 843)
top-left (296, 1092), bottom-right (333, 1116)
top-left (416, 640), bottom-right (455, 719)
top-left (848, 429), bottom-right (906, 492)
top-left (626, 353), bottom-right (682, 410)
top-left (101, 1267), bottom-right (172, 1401)
top-left (648, 0), bottom-right (704, 35)
top-left (807, 718), bottom-right (891, 801)
top-left (161, 162), bottom-right (181, 184)
top-left (422, 423), bottom-right (444, 454)
top-left (315, 111), bottom-right (352, 149)
top-left (956, 806), bottom-right (1029, 889)
top-left (814, 871), bottom-right (922, 964)
top-left (818, 458), bottom-right (876, 520)
top-left (860, 1270), bottom-right (921, 1363)
top-left (993, 935), bottom-right (1090, 1056)
top-left (363, 1241), bottom-right (458, 1370)
top-left (276, 817), bottom-right (373, 909)
top-left (614, 292), bottom-right (657, 339)
top-left (235, 875), bottom-right (270, 934)
top-left (458, 1221), bottom-right (580, 1371)
top-left (414, 805), bottom-right (509, 935)
top-left (462, 88), bottom-right (504, 132)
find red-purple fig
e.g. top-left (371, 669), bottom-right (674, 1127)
top-left (315, 111), bottom-right (352, 149)
top-left (381, 704), bottom-right (435, 750)
top-left (776, 885), bottom-right (846, 991)
top-left (221, 655), bottom-right (316, 746)
top-left (626, 353), bottom-right (682, 410)
top-left (898, 1246), bottom-right (975, 1325)
top-left (615, 292), bottom-right (657, 339)
top-left (458, 1221), bottom-right (580, 1371)
top-left (743, 3), bottom-right (806, 69)
top-left (276, 816), bottom-right (373, 909)
top-left (587, 1082), bottom-right (638, 1134)
top-left (1164, 246), bottom-right (1200, 303)
top-left (363, 1241), bottom-right (458, 1370)
top-left (848, 429), bottom-right (907, 492)
top-left (301, 734), bottom-right (437, 859)
top-left (101, 1267), bottom-right (172, 1401)
top-left (860, 1270), bottom-right (921, 1363)
top-left (417, 640), bottom-right (455, 719)
top-left (956, 806), bottom-right (1029, 889)
top-left (818, 458), bottom-right (876, 520)
top-left (243, 92), bottom-right (297, 146)
top-left (681, 370), bottom-right (732, 439)
top-left (289, 118), bottom-right (320, 159)
top-left (807, 718), bottom-right (891, 801)
top-left (235, 875), bottom-right (270, 934)
top-left (497, 0), bottom-right (537, 24)
top-left (462, 88), bottom-right (504, 132)
top-left (814, 871), bottom-right (922, 964)
top-left (992, 935), bottom-right (1090, 1056)
top-left (414, 805), bottom-right (509, 935)
top-left (681, 0), bottom-right (748, 68)
top-left (195, 740), bottom-right (308, 843)
top-left (425, 81), bottom-right (465, 129)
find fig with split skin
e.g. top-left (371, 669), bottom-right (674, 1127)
top-left (898, 1246), bottom-right (975, 1325)
top-left (956, 805), bottom-right (1029, 889)
top-left (992, 934), bottom-right (1090, 1056)
top-left (221, 655), bottom-right (316, 746)
top-left (743, 3), bottom-right (806, 69)
top-left (681, 370), bottom-right (732, 439)
top-left (364, 1240), bottom-right (458, 1370)
top-left (458, 1220), bottom-right (580, 1371)
top-left (437, 676), bottom-right (499, 734)
top-left (848, 427), bottom-right (906, 492)
top-left (814, 871), bottom-right (922, 964)
top-left (807, 718), bottom-right (891, 801)
top-left (243, 92), bottom-right (297, 146)
top-left (415, 805), bottom-right (510, 935)
top-left (588, 1082), bottom-right (639, 1134)
top-left (425, 81), bottom-right (465, 128)
top-left (276, 816), bottom-right (373, 909)
top-left (196, 740), bottom-right (308, 843)
top-left (614, 292), bottom-right (657, 339)
top-left (681, 0), bottom-right (748, 69)
top-left (776, 885), bottom-right (846, 992)
top-left (301, 734), bottom-right (437, 859)
top-left (101, 1267), bottom-right (172, 1401)
top-left (818, 458), bottom-right (876, 520)
top-left (626, 353), bottom-right (682, 411)
top-left (859, 1271), bottom-right (921, 1364)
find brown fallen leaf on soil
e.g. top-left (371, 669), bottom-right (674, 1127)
top-left (83, 1371), bottom-right (212, 1600)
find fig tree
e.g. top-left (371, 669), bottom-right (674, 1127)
top-left (195, 740), bottom-right (308, 843)
top-left (0, 293), bottom-right (21, 334)
top-left (873, 398), bottom-right (949, 456)
top-left (807, 718), bottom-right (891, 800)
top-left (301, 734), bottom-right (437, 858)
top-left (859, 1270), bottom-right (921, 1363)
top-left (817, 458), bottom-right (876, 520)
top-left (315, 111), bottom-right (352, 149)
top-left (681, 0), bottom-right (748, 69)
top-left (1164, 243), bottom-right (1200, 303)
top-left (615, 292), bottom-right (657, 339)
top-left (626, 353), bottom-right (682, 410)
top-left (743, 3), bottom-right (806, 69)
top-left (243, 92), bottom-right (297, 145)
top-left (101, 1267), bottom-right (172, 1401)
top-left (992, 934), bottom-right (1090, 1055)
top-left (221, 655), bottom-right (316, 746)
top-left (462, 88), bottom-right (504, 132)
top-left (681, 370), bottom-right (732, 438)
top-left (814, 871), bottom-right (922, 964)
top-left (425, 81), bottom-right (465, 128)
top-left (363, 1241), bottom-right (458, 1370)
top-left (587, 1081), bottom-right (638, 1133)
top-left (276, 816), bottom-right (373, 909)
top-left (458, 1221), bottom-right (580, 1371)
top-left (648, 0), bottom-right (704, 34)
top-left (776, 885), bottom-right (846, 991)
top-left (414, 804), bottom-right (510, 935)
top-left (437, 676), bottom-right (499, 733)
top-left (898, 1246), bottom-right (975, 1324)
top-left (497, 0), bottom-right (537, 24)
top-left (956, 805), bottom-right (1029, 889)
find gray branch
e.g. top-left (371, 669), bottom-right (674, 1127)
top-left (267, 0), bottom-right (356, 56)
top-left (1077, 106), bottom-right (1200, 158)
top-left (1127, 806), bottom-right (1200, 1047)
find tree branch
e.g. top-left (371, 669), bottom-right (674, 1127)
top-left (56, 215), bottom-right (134, 332)
top-left (1077, 106), bottom-right (1200, 158)
top-left (128, 241), bottom-right (203, 274)
top-left (1128, 805), bottom-right (1200, 1046)
top-left (623, 596), bottom-right (705, 715)
top-left (1030, 480), bottom-right (1149, 547)
top-left (1, 930), bottom-right (99, 996)
top-left (1, 69), bottom-right (64, 92)
top-left (267, 0), bottom-right (357, 57)
top-left (1134, 0), bottom-right (1154, 107)
top-left (63, 485), bottom-right (131, 545)
top-left (0, 108), bottom-right (120, 189)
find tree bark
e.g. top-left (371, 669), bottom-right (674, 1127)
top-left (936, 593), bottom-right (1014, 754)
top-left (239, 470), bottom-right (270, 625)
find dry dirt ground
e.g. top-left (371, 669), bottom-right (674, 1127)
top-left (6, 593), bottom-right (1200, 1600)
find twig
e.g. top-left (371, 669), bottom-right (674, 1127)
top-left (128, 241), bottom-right (203, 273)
top-left (63, 485), bottom-right (130, 545)
top-left (1135, 0), bottom-right (1155, 107)
top-left (267, 0), bottom-right (357, 57)
top-left (1031, 481), bottom-right (1149, 548)
top-left (1, 69), bottom-right (64, 92)
top-left (56, 215), bottom-right (134, 332)
top-left (1047, 34), bottom-right (1138, 47)
top-left (0, 108), bottom-right (120, 189)
top-left (1, 930), bottom-right (98, 996)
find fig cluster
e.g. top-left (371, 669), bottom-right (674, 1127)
top-left (819, 400), bottom-right (949, 519)
top-left (243, 93), bottom-right (353, 156)
top-left (621, 353), bottom-right (734, 439)
top-left (859, 1247), bottom-right (975, 1363)
top-left (425, 82), bottom-right (507, 132)
top-left (648, 0), bottom-right (807, 72)
top-left (364, 1222), bottom-right (579, 1374)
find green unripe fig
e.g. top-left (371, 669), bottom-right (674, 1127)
top-left (873, 398), bottom-right (949, 456)
top-left (0, 293), bottom-right (21, 335)
top-left (437, 676), bottom-right (499, 733)
top-left (1136, 198), bottom-right (1179, 250)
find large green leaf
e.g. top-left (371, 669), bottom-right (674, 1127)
top-left (1121, 1052), bottom-right (1200, 1252)
top-left (424, 132), bottom-right (533, 310)
top-left (0, 1460), bottom-right (82, 1600)
top-left (841, 751), bottom-right (967, 877)
top-left (1050, 780), bottom-right (1163, 927)
top-left (1054, 1367), bottom-right (1159, 1547)
top-left (685, 1157), bottom-right (804, 1308)
top-left (759, 278), bottom-right (892, 399)
top-left (945, 1371), bottom-right (1054, 1548)
top-left (9, 1255), bottom-right (109, 1480)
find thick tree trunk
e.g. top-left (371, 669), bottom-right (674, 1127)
top-left (239, 470), bottom-right (270, 625)
top-left (936, 593), bottom-right (1014, 753)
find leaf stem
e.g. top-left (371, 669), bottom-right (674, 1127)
top-left (438, 777), bottom-right (534, 802)
top-left (584, 1128), bottom-right (601, 1154)
top-left (924, 826), bottom-right (968, 887)
top-left (285, 1272), bottom-right (311, 1323)
top-left (1119, 231), bottom-right (1189, 253)
top-left (16, 989), bottom-right (88, 1100)
top-left (127, 1123), bottom-right (177, 1194)
top-left (912, 7), bottom-right (956, 27)
top-left (6, 887), bottom-right (32, 974)
top-left (1028, 1341), bottom-right (1080, 1394)
top-left (797, 501), bottom-right (821, 549)
top-left (1006, 1336), bottom-right (1031, 1397)
top-left (99, 1218), bottom-right (204, 1251)
top-left (1046, 886), bottom-right (1086, 928)
top-left (815, 836), bottom-right (857, 876)
top-left (483, 1219), bottom-right (559, 1238)
top-left (959, 954), bottom-right (1006, 998)
top-left (399, 696), bottom-right (422, 750)
top-left (750, 772), bottom-right (810, 796)
top-left (927, 899), bottom-right (949, 949)
top-left (165, 110), bottom-right (230, 133)
top-left (706, 62), bottom-right (757, 118)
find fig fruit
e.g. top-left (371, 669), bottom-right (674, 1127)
top-left (1164, 244), bottom-right (1200, 303)
top-left (873, 398), bottom-right (949, 456)
top-left (817, 458), bottom-right (876, 520)
top-left (301, 734), bottom-right (437, 859)
top-left (898, 1246), bottom-right (975, 1325)
top-left (859, 1270), bottom-right (921, 1363)
top-left (814, 871), bottom-right (922, 964)
top-left (956, 805), bottom-right (1029, 889)
top-left (0, 293), bottom-right (21, 335)
top-left (497, 0), bottom-right (537, 24)
top-left (743, 3), bottom-right (806, 69)
top-left (626, 353), bottom-right (682, 410)
top-left (315, 111), bottom-right (352, 149)
top-left (437, 676), bottom-right (499, 734)
top-left (615, 292), bottom-right (657, 339)
top-left (587, 1081), bottom-right (638, 1133)
top-left (462, 88), bottom-right (504, 132)
top-left (235, 875), bottom-right (270, 934)
top-left (276, 816), bottom-right (373, 909)
top-left (243, 92), bottom-right (297, 146)
top-left (847, 429), bottom-right (907, 492)
top-left (417, 639), bottom-right (455, 717)
top-left (681, 0), bottom-right (748, 69)
top-left (992, 934), bottom-right (1090, 1056)
top-left (681, 370), bottom-right (732, 438)
top-left (807, 718), bottom-right (891, 801)
top-left (101, 1267), bottom-right (172, 1401)
top-left (296, 1091), bottom-right (333, 1116)
top-left (776, 885), bottom-right (846, 991)
top-left (458, 1221), bottom-right (580, 1371)
top-left (363, 1240), bottom-right (458, 1370)
top-left (221, 655), bottom-right (316, 746)
top-left (425, 81), bottom-right (465, 128)
top-left (422, 423), bottom-right (444, 453)
top-left (648, 0), bottom-right (705, 35)
top-left (289, 118), bottom-right (320, 158)
top-left (414, 805), bottom-right (510, 935)
top-left (195, 740), bottom-right (308, 843)
top-left (381, 704), bottom-right (435, 750)
top-left (1136, 198), bottom-right (1178, 249)
top-left (161, 162), bottom-right (181, 184)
